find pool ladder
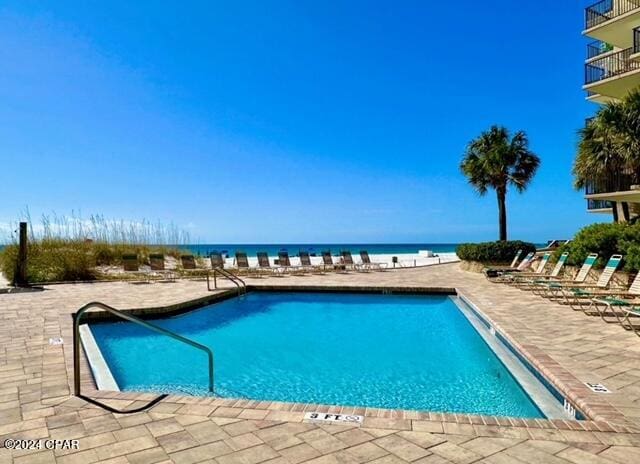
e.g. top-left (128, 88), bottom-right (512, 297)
top-left (72, 301), bottom-right (215, 413)
top-left (208, 267), bottom-right (247, 296)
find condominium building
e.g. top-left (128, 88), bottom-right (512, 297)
top-left (583, 0), bottom-right (640, 220)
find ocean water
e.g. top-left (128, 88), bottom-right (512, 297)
top-left (90, 292), bottom-right (543, 417)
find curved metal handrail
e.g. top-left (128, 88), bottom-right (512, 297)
top-left (208, 268), bottom-right (246, 295)
top-left (73, 301), bottom-right (214, 413)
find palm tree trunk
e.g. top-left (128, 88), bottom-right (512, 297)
top-left (497, 188), bottom-right (507, 241)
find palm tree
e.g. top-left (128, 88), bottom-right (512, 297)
top-left (460, 126), bottom-right (540, 241)
top-left (574, 90), bottom-right (640, 194)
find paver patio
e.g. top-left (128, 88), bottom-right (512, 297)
top-left (3, 263), bottom-right (640, 463)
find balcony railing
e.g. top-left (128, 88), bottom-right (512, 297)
top-left (588, 199), bottom-right (614, 210)
top-left (585, 167), bottom-right (639, 211)
top-left (585, 47), bottom-right (640, 84)
top-left (585, 0), bottom-right (640, 29)
top-left (586, 171), bottom-right (635, 196)
top-left (635, 27), bottom-right (640, 53)
top-left (587, 40), bottom-right (614, 60)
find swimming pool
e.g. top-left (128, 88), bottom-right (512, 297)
top-left (86, 292), bottom-right (560, 418)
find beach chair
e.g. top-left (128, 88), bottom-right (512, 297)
top-left (180, 254), bottom-right (209, 279)
top-left (360, 251), bottom-right (388, 271)
top-left (278, 251), bottom-right (305, 275)
top-left (181, 254), bottom-right (197, 270)
top-left (516, 252), bottom-right (569, 290)
top-left (258, 252), bottom-right (284, 275)
top-left (210, 252), bottom-right (225, 269)
top-left (149, 253), bottom-right (176, 282)
top-left (483, 249), bottom-right (523, 278)
top-left (341, 251), bottom-right (366, 272)
top-left (502, 252), bottom-right (551, 285)
top-left (618, 307), bottom-right (640, 336)
top-left (122, 254), bottom-right (156, 283)
top-left (234, 251), bottom-right (255, 276)
top-left (299, 251), bottom-right (324, 274)
top-left (487, 252), bottom-right (535, 282)
top-left (585, 272), bottom-right (640, 325)
top-left (551, 254), bottom-right (623, 310)
top-left (322, 251), bottom-right (347, 272)
top-left (532, 253), bottom-right (598, 296)
top-left (122, 253), bottom-right (139, 272)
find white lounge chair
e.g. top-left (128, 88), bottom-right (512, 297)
top-left (585, 272), bottom-right (640, 323)
top-left (549, 255), bottom-right (624, 310)
top-left (516, 252), bottom-right (569, 290)
top-left (503, 252), bottom-right (552, 286)
top-left (532, 253), bottom-right (598, 297)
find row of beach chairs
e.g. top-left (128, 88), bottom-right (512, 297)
top-left (222, 250), bottom-right (388, 275)
top-left (485, 249), bottom-right (640, 336)
top-left (121, 249), bottom-right (388, 281)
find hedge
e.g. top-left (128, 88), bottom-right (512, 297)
top-left (456, 241), bottom-right (537, 264)
top-left (553, 222), bottom-right (640, 272)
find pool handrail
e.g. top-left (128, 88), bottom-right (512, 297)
top-left (73, 301), bottom-right (215, 412)
top-left (208, 267), bottom-right (246, 295)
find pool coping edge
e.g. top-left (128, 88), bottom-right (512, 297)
top-left (66, 284), bottom-right (640, 434)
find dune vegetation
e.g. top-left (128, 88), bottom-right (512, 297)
top-left (0, 212), bottom-right (191, 284)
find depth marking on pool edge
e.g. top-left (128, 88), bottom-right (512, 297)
top-left (585, 382), bottom-right (611, 394)
top-left (304, 412), bottom-right (364, 426)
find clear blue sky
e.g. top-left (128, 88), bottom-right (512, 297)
top-left (0, 1), bottom-right (603, 243)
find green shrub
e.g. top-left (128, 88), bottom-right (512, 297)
top-left (456, 241), bottom-right (537, 264)
top-left (0, 240), bottom-right (97, 283)
top-left (553, 222), bottom-right (640, 271)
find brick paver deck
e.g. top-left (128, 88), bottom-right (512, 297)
top-left (3, 263), bottom-right (640, 463)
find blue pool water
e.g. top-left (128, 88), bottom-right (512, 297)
top-left (89, 292), bottom-right (543, 418)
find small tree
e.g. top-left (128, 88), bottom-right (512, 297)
top-left (460, 126), bottom-right (540, 241)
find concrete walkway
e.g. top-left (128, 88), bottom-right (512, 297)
top-left (2, 264), bottom-right (640, 463)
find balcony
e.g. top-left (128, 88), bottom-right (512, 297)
top-left (584, 0), bottom-right (640, 48)
top-left (584, 47), bottom-right (640, 100)
top-left (587, 40), bottom-right (616, 60)
top-left (585, 170), bottom-right (640, 212)
top-left (587, 199), bottom-right (614, 212)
